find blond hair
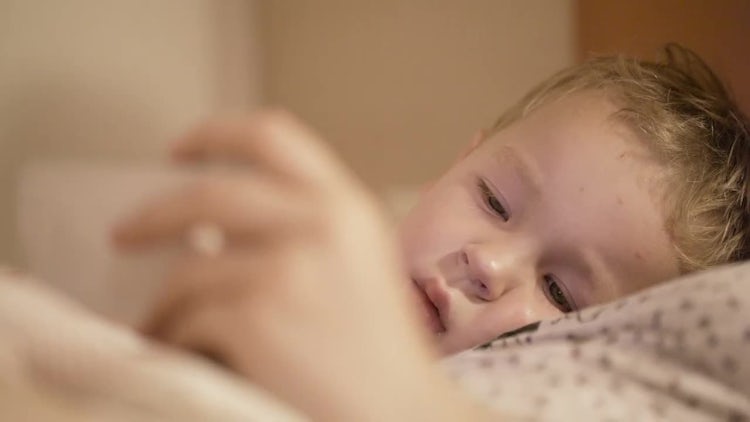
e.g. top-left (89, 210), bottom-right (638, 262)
top-left (491, 44), bottom-right (750, 273)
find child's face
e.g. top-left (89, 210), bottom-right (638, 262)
top-left (399, 93), bottom-right (680, 354)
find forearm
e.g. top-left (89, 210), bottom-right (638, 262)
top-left (303, 356), bottom-right (502, 422)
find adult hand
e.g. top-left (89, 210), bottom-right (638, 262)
top-left (112, 111), bottom-right (466, 420)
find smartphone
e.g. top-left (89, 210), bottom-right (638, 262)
top-left (17, 160), bottom-right (200, 326)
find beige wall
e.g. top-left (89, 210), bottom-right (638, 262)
top-left (577, 0), bottom-right (750, 114)
top-left (0, 0), bottom-right (260, 264)
top-left (260, 1), bottom-right (574, 188)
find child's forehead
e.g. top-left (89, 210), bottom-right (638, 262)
top-left (472, 91), bottom-right (669, 221)
top-left (517, 92), bottom-right (621, 131)
top-left (481, 93), bottom-right (643, 159)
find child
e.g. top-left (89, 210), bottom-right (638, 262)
top-left (113, 44), bottom-right (750, 420)
top-left (399, 44), bottom-right (750, 353)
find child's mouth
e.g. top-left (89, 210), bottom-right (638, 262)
top-left (411, 278), bottom-right (446, 334)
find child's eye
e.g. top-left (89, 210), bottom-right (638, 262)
top-left (477, 178), bottom-right (510, 221)
top-left (543, 274), bottom-right (575, 313)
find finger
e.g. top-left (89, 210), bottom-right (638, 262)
top-left (155, 303), bottom-right (238, 368)
top-left (141, 251), bottom-right (267, 336)
top-left (112, 173), bottom-right (306, 249)
top-left (172, 110), bottom-right (355, 189)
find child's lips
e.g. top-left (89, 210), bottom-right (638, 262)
top-left (411, 278), bottom-right (447, 334)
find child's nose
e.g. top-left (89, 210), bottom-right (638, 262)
top-left (461, 242), bottom-right (536, 302)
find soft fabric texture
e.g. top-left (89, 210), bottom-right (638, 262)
top-left (1, 263), bottom-right (749, 420)
top-left (446, 262), bottom-right (750, 421)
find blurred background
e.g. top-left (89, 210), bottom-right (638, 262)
top-left (0, 0), bottom-right (748, 268)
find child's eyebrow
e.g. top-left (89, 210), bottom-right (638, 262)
top-left (492, 146), bottom-right (543, 196)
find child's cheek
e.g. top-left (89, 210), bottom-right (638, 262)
top-left (478, 294), bottom-right (551, 337)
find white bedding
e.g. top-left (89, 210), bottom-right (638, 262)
top-left (0, 267), bottom-right (306, 421)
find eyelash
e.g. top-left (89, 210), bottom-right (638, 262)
top-left (477, 178), bottom-right (510, 221)
top-left (543, 274), bottom-right (575, 313)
